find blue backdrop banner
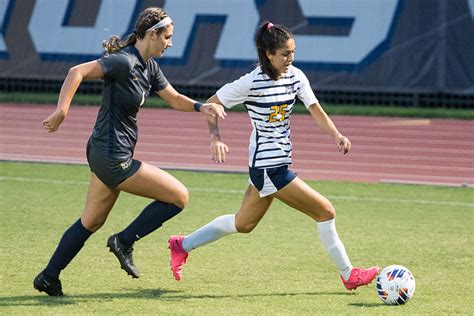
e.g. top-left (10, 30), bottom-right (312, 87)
top-left (1, 0), bottom-right (473, 96)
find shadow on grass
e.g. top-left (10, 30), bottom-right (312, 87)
top-left (349, 302), bottom-right (384, 308)
top-left (0, 288), bottom-right (176, 307)
top-left (0, 288), bottom-right (351, 306)
top-left (161, 290), bottom-right (352, 301)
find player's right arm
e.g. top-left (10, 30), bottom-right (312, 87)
top-left (207, 71), bottom-right (251, 162)
top-left (206, 94), bottom-right (229, 163)
top-left (43, 60), bottom-right (104, 133)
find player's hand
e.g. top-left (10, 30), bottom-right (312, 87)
top-left (200, 103), bottom-right (227, 120)
top-left (42, 109), bottom-right (66, 133)
top-left (335, 133), bottom-right (351, 155)
top-left (210, 138), bottom-right (229, 163)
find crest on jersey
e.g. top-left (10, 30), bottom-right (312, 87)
top-left (285, 85), bottom-right (295, 94)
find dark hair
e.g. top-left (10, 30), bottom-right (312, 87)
top-left (102, 7), bottom-right (170, 55)
top-left (255, 21), bottom-right (293, 80)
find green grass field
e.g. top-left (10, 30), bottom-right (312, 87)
top-left (0, 161), bottom-right (473, 315)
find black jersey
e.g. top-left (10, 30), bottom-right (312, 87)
top-left (90, 45), bottom-right (169, 160)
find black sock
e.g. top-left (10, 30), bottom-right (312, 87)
top-left (118, 200), bottom-right (183, 247)
top-left (43, 219), bottom-right (92, 280)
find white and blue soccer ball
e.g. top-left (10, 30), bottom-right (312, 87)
top-left (376, 265), bottom-right (416, 305)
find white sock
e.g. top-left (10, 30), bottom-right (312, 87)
top-left (317, 219), bottom-right (353, 281)
top-left (182, 214), bottom-right (237, 253)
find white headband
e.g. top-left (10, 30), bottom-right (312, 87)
top-left (146, 16), bottom-right (173, 31)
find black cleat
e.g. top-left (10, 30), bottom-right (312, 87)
top-left (107, 234), bottom-right (140, 278)
top-left (33, 272), bottom-right (64, 297)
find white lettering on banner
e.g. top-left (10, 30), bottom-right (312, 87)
top-left (28, 0), bottom-right (137, 56)
top-left (295, 0), bottom-right (399, 64)
top-left (163, 0), bottom-right (259, 60)
top-left (25, 0), bottom-right (401, 65)
top-left (164, 0), bottom-right (398, 65)
top-left (0, 0), bottom-right (9, 54)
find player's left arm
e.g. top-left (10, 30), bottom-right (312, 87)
top-left (308, 102), bottom-right (351, 155)
top-left (156, 85), bottom-right (226, 119)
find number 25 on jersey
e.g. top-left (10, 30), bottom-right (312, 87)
top-left (269, 104), bottom-right (288, 123)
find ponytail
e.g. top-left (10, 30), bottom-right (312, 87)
top-left (102, 33), bottom-right (137, 55)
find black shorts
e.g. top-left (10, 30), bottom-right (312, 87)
top-left (86, 141), bottom-right (141, 188)
top-left (248, 165), bottom-right (297, 197)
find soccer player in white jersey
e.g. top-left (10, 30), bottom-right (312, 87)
top-left (169, 22), bottom-right (379, 290)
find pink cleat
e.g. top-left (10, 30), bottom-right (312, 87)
top-left (168, 235), bottom-right (188, 281)
top-left (341, 266), bottom-right (380, 290)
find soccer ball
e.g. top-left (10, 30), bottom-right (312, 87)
top-left (376, 265), bottom-right (416, 305)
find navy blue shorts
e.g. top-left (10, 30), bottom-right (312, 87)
top-left (248, 165), bottom-right (297, 197)
top-left (86, 141), bottom-right (141, 188)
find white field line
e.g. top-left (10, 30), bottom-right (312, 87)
top-left (1, 156), bottom-right (471, 184)
top-left (1, 176), bottom-right (472, 208)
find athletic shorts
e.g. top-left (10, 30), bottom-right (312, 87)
top-left (248, 165), bottom-right (297, 197)
top-left (86, 141), bottom-right (141, 189)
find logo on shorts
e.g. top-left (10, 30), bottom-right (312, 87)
top-left (120, 161), bottom-right (130, 170)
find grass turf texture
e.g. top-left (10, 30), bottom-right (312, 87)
top-left (1, 92), bottom-right (473, 120)
top-left (0, 161), bottom-right (473, 314)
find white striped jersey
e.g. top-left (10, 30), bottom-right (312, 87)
top-left (216, 65), bottom-right (318, 169)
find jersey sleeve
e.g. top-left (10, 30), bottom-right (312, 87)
top-left (150, 64), bottom-right (169, 92)
top-left (295, 68), bottom-right (318, 109)
top-left (97, 53), bottom-right (130, 80)
top-left (216, 72), bottom-right (252, 108)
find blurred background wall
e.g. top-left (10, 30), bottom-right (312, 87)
top-left (1, 0), bottom-right (473, 107)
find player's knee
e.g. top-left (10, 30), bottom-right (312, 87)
top-left (319, 203), bottom-right (336, 221)
top-left (235, 221), bottom-right (257, 234)
top-left (173, 187), bottom-right (189, 209)
top-left (81, 218), bottom-right (104, 233)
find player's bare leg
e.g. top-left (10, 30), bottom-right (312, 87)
top-left (34, 173), bottom-right (120, 296)
top-left (118, 162), bottom-right (188, 207)
top-left (274, 177), bottom-right (379, 290)
top-left (170, 185), bottom-right (274, 280)
top-left (107, 163), bottom-right (187, 278)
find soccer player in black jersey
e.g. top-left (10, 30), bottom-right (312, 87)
top-left (33, 7), bottom-right (226, 297)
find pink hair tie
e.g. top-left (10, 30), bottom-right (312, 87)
top-left (267, 22), bottom-right (274, 30)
